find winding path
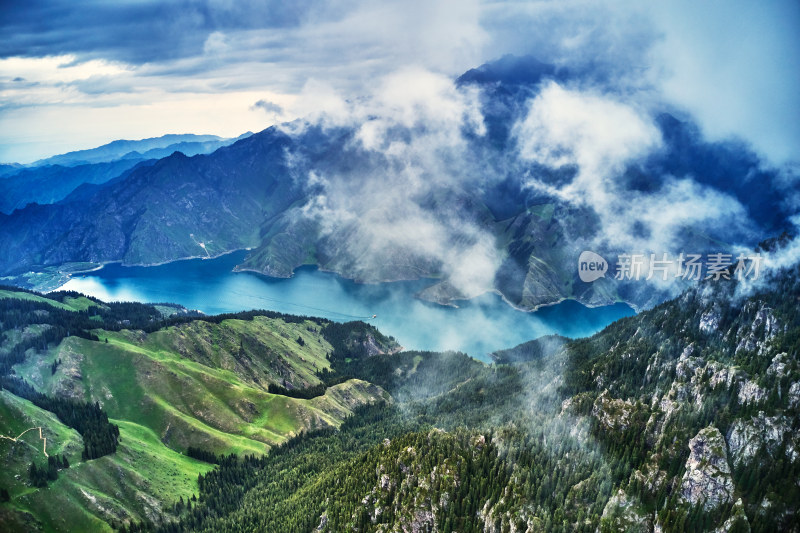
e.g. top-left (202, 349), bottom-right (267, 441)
top-left (0, 426), bottom-right (49, 457)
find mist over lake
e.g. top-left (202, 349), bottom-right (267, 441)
top-left (56, 251), bottom-right (634, 361)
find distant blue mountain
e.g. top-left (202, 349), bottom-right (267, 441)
top-left (0, 132), bottom-right (253, 214)
top-left (0, 159), bottom-right (146, 214)
top-left (0, 129), bottom-right (300, 276)
top-left (29, 133), bottom-right (251, 167)
top-left (0, 163), bottom-right (23, 178)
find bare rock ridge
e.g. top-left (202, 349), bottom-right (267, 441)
top-left (679, 426), bottom-right (735, 512)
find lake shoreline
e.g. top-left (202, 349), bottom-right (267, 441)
top-left (45, 250), bottom-right (637, 317)
top-left (52, 251), bottom-right (636, 361)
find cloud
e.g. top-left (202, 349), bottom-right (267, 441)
top-left (284, 67), bottom-right (500, 298)
top-left (648, 0), bottom-right (800, 165)
top-left (512, 80), bottom-right (764, 299)
top-left (514, 81), bottom-right (661, 203)
top-left (0, 0), bottom-right (317, 64)
top-left (203, 31), bottom-right (230, 56)
top-left (732, 216), bottom-right (800, 300)
top-left (478, 1), bottom-right (800, 167)
top-left (252, 99), bottom-right (284, 115)
top-left (1, 0), bottom-right (797, 169)
top-left (480, 0), bottom-right (656, 89)
top-left (515, 81), bottom-right (757, 247)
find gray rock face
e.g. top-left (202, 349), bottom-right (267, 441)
top-left (699, 309), bottom-right (721, 334)
top-left (707, 361), bottom-right (740, 390)
top-left (752, 306), bottom-right (780, 337)
top-left (727, 412), bottom-right (792, 467)
top-left (766, 352), bottom-right (789, 377)
top-left (737, 379), bottom-right (767, 406)
top-left (680, 426), bottom-right (734, 511)
top-left (735, 303), bottom-right (780, 355)
top-left (675, 345), bottom-right (704, 381)
top-left (789, 381), bottom-right (800, 409)
top-left (599, 489), bottom-right (651, 533)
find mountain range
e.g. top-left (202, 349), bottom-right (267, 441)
top-left (0, 249), bottom-right (797, 532)
top-left (0, 56), bottom-right (793, 312)
top-left (0, 133), bottom-right (251, 215)
top-left (1, 57), bottom-right (798, 531)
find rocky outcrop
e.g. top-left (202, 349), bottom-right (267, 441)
top-left (592, 391), bottom-right (636, 432)
top-left (726, 412), bottom-right (793, 467)
top-left (599, 489), bottom-right (651, 533)
top-left (707, 361), bottom-right (740, 390)
top-left (715, 499), bottom-right (750, 533)
top-left (735, 303), bottom-right (780, 355)
top-left (737, 379), bottom-right (767, 405)
top-left (675, 344), bottom-right (704, 381)
top-left (629, 459), bottom-right (668, 495)
top-left (789, 381), bottom-right (800, 409)
top-left (766, 352), bottom-right (789, 377)
top-left (679, 426), bottom-right (734, 511)
top-left (699, 309), bottom-right (720, 334)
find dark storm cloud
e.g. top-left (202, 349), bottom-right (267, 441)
top-left (0, 0), bottom-right (323, 64)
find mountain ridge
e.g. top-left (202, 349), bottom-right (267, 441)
top-left (28, 134), bottom-right (230, 168)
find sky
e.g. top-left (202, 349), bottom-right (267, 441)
top-left (0, 0), bottom-right (798, 165)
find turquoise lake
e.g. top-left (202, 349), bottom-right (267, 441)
top-left (57, 251), bottom-right (634, 361)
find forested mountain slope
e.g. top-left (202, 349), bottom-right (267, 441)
top-left (148, 268), bottom-right (799, 533)
top-left (0, 264), bottom-right (798, 532)
top-left (0, 134), bottom-right (249, 216)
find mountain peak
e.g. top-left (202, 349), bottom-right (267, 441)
top-left (456, 54), bottom-right (558, 87)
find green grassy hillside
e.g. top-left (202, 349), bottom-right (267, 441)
top-left (0, 290), bottom-right (98, 313)
top-left (0, 288), bottom-right (391, 531)
top-left (0, 389), bottom-right (214, 532)
top-left (13, 316), bottom-right (387, 456)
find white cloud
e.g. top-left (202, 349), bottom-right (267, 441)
top-left (0, 54), bottom-right (128, 84)
top-left (288, 67), bottom-right (498, 297)
top-left (515, 81), bottom-right (661, 190)
top-left (203, 31), bottom-right (230, 56)
top-left (514, 81), bottom-right (662, 223)
top-left (514, 81), bottom-right (759, 296)
top-left (605, 178), bottom-right (753, 253)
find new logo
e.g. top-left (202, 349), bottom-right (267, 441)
top-left (578, 251), bottom-right (608, 282)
